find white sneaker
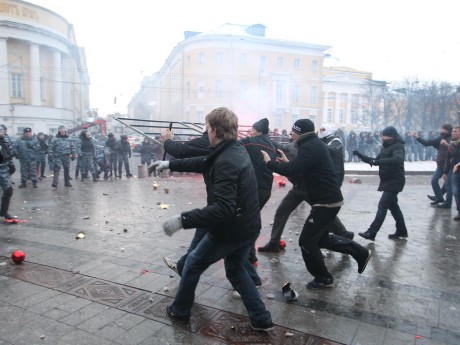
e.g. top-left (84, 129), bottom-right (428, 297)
top-left (232, 285), bottom-right (260, 299)
top-left (162, 256), bottom-right (179, 276)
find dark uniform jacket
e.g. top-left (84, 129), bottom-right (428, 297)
top-left (267, 132), bottom-right (343, 205)
top-left (375, 136), bottom-right (405, 192)
top-left (321, 135), bottom-right (345, 186)
top-left (169, 140), bottom-right (261, 243)
top-left (239, 134), bottom-right (278, 191)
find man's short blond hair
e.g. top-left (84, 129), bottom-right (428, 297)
top-left (205, 107), bottom-right (238, 140)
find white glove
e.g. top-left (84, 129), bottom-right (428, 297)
top-left (163, 215), bottom-right (183, 236)
top-left (148, 160), bottom-right (169, 174)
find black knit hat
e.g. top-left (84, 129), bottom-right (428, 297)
top-left (252, 118), bottom-right (269, 134)
top-left (292, 119), bottom-right (315, 135)
top-left (381, 126), bottom-right (398, 138)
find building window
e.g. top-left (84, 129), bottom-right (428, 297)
top-left (327, 108), bottom-right (333, 122)
top-left (339, 109), bottom-right (344, 123)
top-left (186, 55), bottom-right (191, 66)
top-left (277, 57), bottom-right (284, 68)
top-left (310, 110), bottom-right (317, 123)
top-left (292, 112), bottom-right (299, 123)
top-left (215, 80), bottom-right (222, 98)
top-left (240, 53), bottom-right (247, 65)
top-left (293, 84), bottom-right (299, 103)
top-left (197, 110), bottom-right (204, 123)
top-left (311, 60), bottom-right (318, 72)
top-left (275, 110), bottom-right (283, 127)
top-left (239, 80), bottom-right (247, 98)
top-left (198, 81), bottom-right (204, 99)
top-left (294, 58), bottom-right (300, 70)
top-left (260, 55), bottom-right (267, 70)
top-left (186, 81), bottom-right (190, 98)
top-left (215, 52), bottom-right (223, 64)
top-left (276, 81), bottom-right (285, 102)
top-left (11, 73), bottom-right (23, 98)
top-left (198, 53), bottom-right (205, 64)
top-left (310, 85), bottom-right (318, 104)
top-left (351, 109), bottom-right (357, 123)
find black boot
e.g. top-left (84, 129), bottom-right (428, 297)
top-left (125, 163), bottom-right (132, 177)
top-left (64, 167), bottom-right (72, 187)
top-left (358, 228), bottom-right (378, 241)
top-left (33, 181), bottom-right (38, 188)
top-left (388, 229), bottom-right (408, 239)
top-left (18, 182), bottom-right (27, 188)
top-left (93, 175), bottom-right (98, 182)
top-left (118, 165), bottom-right (122, 178)
top-left (0, 188), bottom-right (14, 219)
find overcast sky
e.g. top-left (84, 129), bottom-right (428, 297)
top-left (29, 0), bottom-right (459, 116)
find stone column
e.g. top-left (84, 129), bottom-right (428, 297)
top-left (53, 50), bottom-right (62, 108)
top-left (29, 43), bottom-right (41, 106)
top-left (346, 94), bottom-right (352, 125)
top-left (0, 38), bottom-right (9, 104)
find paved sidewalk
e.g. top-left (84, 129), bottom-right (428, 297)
top-left (0, 159), bottom-right (458, 345)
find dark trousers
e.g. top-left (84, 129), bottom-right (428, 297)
top-left (249, 188), bottom-right (272, 261)
top-left (299, 206), bottom-right (364, 279)
top-left (369, 191), bottom-right (407, 233)
top-left (268, 187), bottom-right (350, 245)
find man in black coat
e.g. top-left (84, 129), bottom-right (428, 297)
top-left (262, 119), bottom-right (371, 290)
top-left (150, 107), bottom-right (273, 330)
top-left (354, 126), bottom-right (408, 240)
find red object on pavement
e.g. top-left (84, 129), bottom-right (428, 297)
top-left (11, 250), bottom-right (25, 264)
top-left (279, 240), bottom-right (286, 249)
top-left (278, 181), bottom-right (286, 187)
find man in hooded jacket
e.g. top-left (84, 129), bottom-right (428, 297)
top-left (354, 126), bottom-right (408, 240)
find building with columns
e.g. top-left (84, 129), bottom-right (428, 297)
top-left (128, 23), bottom-right (330, 132)
top-left (322, 66), bottom-right (386, 132)
top-left (0, 0), bottom-right (89, 136)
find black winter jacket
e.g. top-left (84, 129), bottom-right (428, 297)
top-left (267, 132), bottom-right (343, 205)
top-left (321, 135), bottom-right (345, 186)
top-left (163, 132), bottom-right (210, 158)
top-left (240, 134), bottom-right (278, 190)
top-left (416, 134), bottom-right (450, 169)
top-left (375, 136), bottom-right (405, 192)
top-left (169, 140), bottom-right (261, 243)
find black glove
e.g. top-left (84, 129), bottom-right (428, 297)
top-left (370, 159), bottom-right (379, 167)
top-left (9, 164), bottom-right (16, 175)
top-left (353, 150), bottom-right (372, 164)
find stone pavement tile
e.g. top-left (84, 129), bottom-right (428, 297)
top-left (28, 292), bottom-right (76, 315)
top-left (110, 268), bottom-right (147, 285)
top-left (59, 302), bottom-right (107, 327)
top-left (112, 319), bottom-right (165, 345)
top-left (382, 329), bottom-right (416, 345)
top-left (322, 315), bottom-right (360, 345)
top-left (52, 296), bottom-right (93, 314)
top-left (446, 330), bottom-right (460, 345)
top-left (76, 308), bottom-right (126, 333)
top-left (351, 322), bottom-right (387, 345)
top-left (43, 307), bottom-right (71, 321)
top-left (112, 313), bottom-right (145, 330)
top-left (0, 280), bottom-right (48, 305)
top-left (23, 316), bottom-right (74, 339)
top-left (0, 303), bottom-right (41, 328)
top-left (138, 323), bottom-right (228, 345)
top-left (59, 329), bottom-right (118, 345)
top-left (0, 340), bottom-right (13, 345)
top-left (416, 337), bottom-right (448, 345)
top-left (438, 300), bottom-right (460, 333)
top-left (11, 288), bottom-right (63, 309)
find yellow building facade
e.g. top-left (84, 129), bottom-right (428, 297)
top-left (0, 0), bottom-right (89, 135)
top-left (129, 24), bottom-right (330, 132)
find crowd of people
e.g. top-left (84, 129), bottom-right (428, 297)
top-left (0, 113), bottom-right (457, 332)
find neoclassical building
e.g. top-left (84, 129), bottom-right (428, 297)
top-left (128, 23), bottom-right (330, 131)
top-left (0, 0), bottom-right (89, 135)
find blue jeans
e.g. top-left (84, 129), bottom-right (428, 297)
top-left (432, 167), bottom-right (452, 205)
top-left (170, 234), bottom-right (271, 324)
top-left (176, 229), bottom-right (261, 286)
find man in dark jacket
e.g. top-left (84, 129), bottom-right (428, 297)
top-left (150, 107), bottom-right (273, 331)
top-left (413, 124), bottom-right (452, 208)
top-left (157, 127), bottom-right (262, 291)
top-left (262, 119), bottom-right (371, 290)
top-left (354, 126), bottom-right (408, 240)
top-left (239, 118), bottom-right (278, 263)
top-left (443, 126), bottom-right (460, 220)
